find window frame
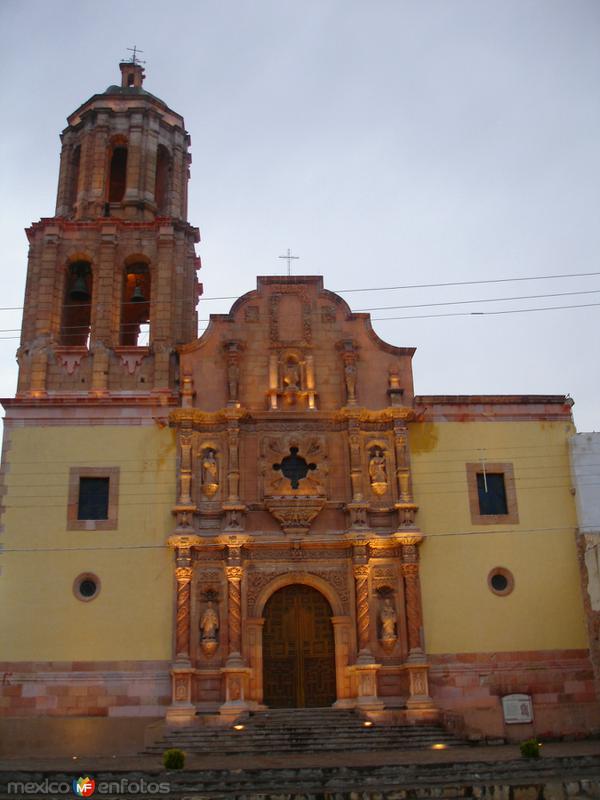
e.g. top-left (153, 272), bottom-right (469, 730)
top-left (67, 467), bottom-right (120, 531)
top-left (466, 462), bottom-right (519, 525)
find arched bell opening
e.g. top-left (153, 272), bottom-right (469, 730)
top-left (60, 259), bottom-right (93, 347)
top-left (67, 145), bottom-right (81, 215)
top-left (108, 144), bottom-right (128, 203)
top-left (262, 584), bottom-right (336, 708)
top-left (120, 261), bottom-right (151, 346)
top-left (155, 144), bottom-right (172, 215)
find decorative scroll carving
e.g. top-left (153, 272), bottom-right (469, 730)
top-left (245, 568), bottom-right (350, 616)
top-left (335, 407), bottom-right (415, 424)
top-left (265, 498), bottom-right (325, 535)
top-left (170, 407), bottom-right (250, 426)
top-left (269, 290), bottom-right (312, 346)
top-left (372, 565), bottom-right (397, 590)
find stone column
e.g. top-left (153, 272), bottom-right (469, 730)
top-left (353, 564), bottom-right (371, 658)
top-left (225, 565), bottom-right (243, 659)
top-left (401, 563), bottom-right (424, 658)
top-left (351, 554), bottom-right (383, 711)
top-left (167, 544), bottom-right (195, 722)
top-left (397, 534), bottom-right (434, 712)
top-left (220, 561), bottom-right (250, 719)
top-left (174, 549), bottom-right (193, 662)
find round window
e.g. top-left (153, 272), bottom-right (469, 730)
top-left (73, 573), bottom-right (101, 602)
top-left (488, 567), bottom-right (514, 597)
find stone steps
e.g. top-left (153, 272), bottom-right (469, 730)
top-left (145, 707), bottom-right (467, 756)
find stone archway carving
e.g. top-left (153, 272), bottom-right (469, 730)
top-left (245, 570), bottom-right (353, 707)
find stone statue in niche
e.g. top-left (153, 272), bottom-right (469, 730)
top-left (283, 359), bottom-right (301, 391)
top-left (227, 361), bottom-right (240, 403)
top-left (344, 360), bottom-right (357, 404)
top-left (379, 596), bottom-right (398, 651)
top-left (200, 600), bottom-right (219, 657)
top-left (369, 447), bottom-right (388, 496)
top-left (200, 448), bottom-right (219, 497)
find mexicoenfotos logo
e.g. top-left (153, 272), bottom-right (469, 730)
top-left (7, 776), bottom-right (170, 795)
top-left (72, 777), bottom-right (96, 797)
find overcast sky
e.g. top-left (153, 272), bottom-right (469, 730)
top-left (0, 0), bottom-right (598, 429)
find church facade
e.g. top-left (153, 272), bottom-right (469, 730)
top-left (0, 63), bottom-right (597, 750)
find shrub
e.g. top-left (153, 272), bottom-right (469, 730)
top-left (163, 748), bottom-right (185, 770)
top-left (519, 738), bottom-right (541, 759)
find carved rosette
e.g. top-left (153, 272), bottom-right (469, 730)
top-left (226, 566), bottom-right (243, 655)
top-left (353, 565), bottom-right (371, 653)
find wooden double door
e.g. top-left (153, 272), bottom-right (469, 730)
top-left (263, 584), bottom-right (337, 708)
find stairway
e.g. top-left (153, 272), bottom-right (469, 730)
top-left (145, 707), bottom-right (465, 756)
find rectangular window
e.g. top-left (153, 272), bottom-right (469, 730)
top-left (68, 467), bottom-right (120, 530)
top-left (77, 477), bottom-right (110, 520)
top-left (476, 472), bottom-right (508, 516)
top-left (466, 462), bottom-right (519, 525)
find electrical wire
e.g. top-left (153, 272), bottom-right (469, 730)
top-left (0, 525), bottom-right (582, 554)
top-left (2, 269), bottom-right (600, 314)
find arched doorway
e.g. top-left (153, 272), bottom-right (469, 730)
top-left (263, 584), bottom-right (336, 708)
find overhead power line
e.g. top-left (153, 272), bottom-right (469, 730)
top-left (0, 525), bottom-right (580, 554)
top-left (0, 270), bottom-right (599, 313)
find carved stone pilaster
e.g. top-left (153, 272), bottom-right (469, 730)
top-left (226, 419), bottom-right (240, 502)
top-left (338, 340), bottom-right (359, 406)
top-left (179, 432), bottom-right (193, 505)
top-left (348, 418), bottom-right (364, 504)
top-left (224, 340), bottom-right (243, 406)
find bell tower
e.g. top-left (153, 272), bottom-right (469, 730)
top-left (17, 60), bottom-right (201, 398)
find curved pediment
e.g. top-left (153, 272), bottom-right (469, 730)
top-left (179, 275), bottom-right (415, 413)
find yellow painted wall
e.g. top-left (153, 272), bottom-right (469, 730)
top-left (0, 425), bottom-right (176, 661)
top-left (409, 420), bottom-right (588, 653)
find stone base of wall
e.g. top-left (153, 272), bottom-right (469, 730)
top-left (0, 662), bottom-right (171, 718)
top-left (0, 717), bottom-right (165, 757)
top-left (430, 649), bottom-right (600, 740)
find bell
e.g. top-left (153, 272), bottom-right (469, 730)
top-left (69, 274), bottom-right (90, 301)
top-left (131, 282), bottom-right (146, 303)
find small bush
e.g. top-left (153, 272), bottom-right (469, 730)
top-left (163, 748), bottom-right (185, 770)
top-left (519, 738), bottom-right (541, 759)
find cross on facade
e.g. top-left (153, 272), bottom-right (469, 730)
top-left (278, 248), bottom-right (299, 276)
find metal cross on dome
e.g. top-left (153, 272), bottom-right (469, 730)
top-left (126, 45), bottom-right (145, 65)
top-left (278, 248), bottom-right (299, 276)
